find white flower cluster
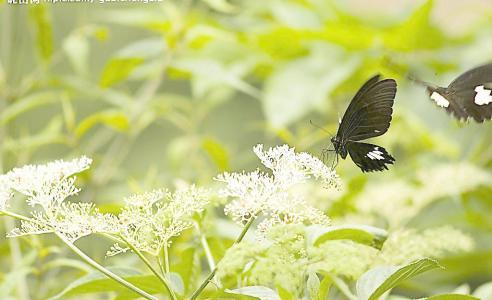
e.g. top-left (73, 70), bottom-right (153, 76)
top-left (216, 144), bottom-right (340, 232)
top-left (2, 156), bottom-right (92, 211)
top-left (108, 185), bottom-right (210, 256)
top-left (0, 157), bottom-right (117, 242)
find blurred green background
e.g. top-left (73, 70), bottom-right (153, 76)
top-left (0, 0), bottom-right (492, 299)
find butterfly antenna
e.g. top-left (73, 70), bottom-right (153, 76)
top-left (406, 74), bottom-right (436, 89)
top-left (309, 120), bottom-right (331, 134)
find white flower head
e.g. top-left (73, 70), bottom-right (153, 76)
top-left (0, 175), bottom-right (12, 210)
top-left (109, 185), bottom-right (211, 256)
top-left (8, 202), bottom-right (119, 243)
top-left (5, 156), bottom-right (92, 211)
top-left (217, 144), bottom-right (340, 233)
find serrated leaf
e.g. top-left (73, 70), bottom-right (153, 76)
top-left (202, 137), bottom-right (230, 171)
top-left (308, 224), bottom-right (388, 249)
top-left (356, 258), bottom-right (443, 300)
top-left (100, 57), bottom-right (144, 87)
top-left (48, 268), bottom-right (163, 300)
top-left (226, 286), bottom-right (281, 300)
top-left (75, 110), bottom-right (129, 138)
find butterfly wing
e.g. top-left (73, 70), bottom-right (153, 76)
top-left (347, 142), bottom-right (395, 172)
top-left (440, 64), bottom-right (492, 122)
top-left (448, 63), bottom-right (492, 90)
top-left (337, 75), bottom-right (397, 142)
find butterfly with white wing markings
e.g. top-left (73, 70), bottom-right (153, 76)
top-left (327, 74), bottom-right (397, 173)
top-left (411, 63), bottom-right (492, 123)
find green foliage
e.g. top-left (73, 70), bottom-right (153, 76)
top-left (0, 0), bottom-right (491, 299)
top-left (356, 258), bottom-right (443, 300)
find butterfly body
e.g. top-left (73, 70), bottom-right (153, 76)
top-left (418, 63), bottom-right (492, 122)
top-left (330, 75), bottom-right (397, 173)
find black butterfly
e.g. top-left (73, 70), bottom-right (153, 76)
top-left (327, 75), bottom-right (397, 173)
top-left (411, 63), bottom-right (492, 122)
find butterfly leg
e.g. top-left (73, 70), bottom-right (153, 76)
top-left (331, 152), bottom-right (339, 170)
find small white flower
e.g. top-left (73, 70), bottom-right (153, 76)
top-left (5, 156), bottom-right (92, 211)
top-left (109, 185), bottom-right (211, 256)
top-left (218, 144), bottom-right (339, 233)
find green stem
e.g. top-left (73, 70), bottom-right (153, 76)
top-left (329, 275), bottom-right (357, 300)
top-left (119, 235), bottom-right (178, 300)
top-left (55, 233), bottom-right (157, 300)
top-left (163, 244), bottom-right (170, 274)
top-left (190, 217), bottom-right (255, 300)
top-left (0, 210), bottom-right (157, 300)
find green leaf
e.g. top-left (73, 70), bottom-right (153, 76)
top-left (356, 258), bottom-right (443, 300)
top-left (63, 32), bottom-right (90, 76)
top-left (263, 47), bottom-right (358, 127)
top-left (165, 272), bottom-right (184, 295)
top-left (75, 110), bottom-right (129, 138)
top-left (0, 91), bottom-right (61, 126)
top-left (100, 58), bottom-right (144, 87)
top-left (29, 5), bottom-right (53, 60)
top-left (307, 272), bottom-right (320, 300)
top-left (172, 247), bottom-right (197, 294)
top-left (318, 276), bottom-right (332, 300)
top-left (309, 224), bottom-right (388, 249)
top-left (226, 286), bottom-right (281, 300)
top-left (424, 295), bottom-right (479, 300)
top-left (202, 137), bottom-right (230, 171)
top-left (473, 282), bottom-right (492, 299)
top-left (48, 268), bottom-right (164, 300)
top-left (383, 0), bottom-right (452, 52)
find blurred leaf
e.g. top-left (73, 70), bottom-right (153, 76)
top-left (425, 295), bottom-right (479, 300)
top-left (318, 276), bottom-right (332, 300)
top-left (172, 247), bottom-right (197, 294)
top-left (98, 9), bottom-right (168, 31)
top-left (4, 117), bottom-right (65, 152)
top-left (307, 272), bottom-right (320, 300)
top-left (356, 258), bottom-right (443, 300)
top-left (63, 32), bottom-right (90, 76)
top-left (0, 251), bottom-right (36, 298)
top-left (276, 285), bottom-right (293, 300)
top-left (263, 48), bottom-right (359, 127)
top-left (171, 58), bottom-right (261, 100)
top-left (29, 5), bottom-right (53, 60)
top-left (383, 0), bottom-right (452, 52)
top-left (75, 110), bottom-right (129, 138)
top-left (201, 0), bottom-right (237, 13)
top-left (165, 272), bottom-right (184, 295)
top-left (48, 268), bottom-right (163, 300)
top-left (309, 224), bottom-right (388, 249)
top-left (226, 286), bottom-right (281, 300)
top-left (100, 58), bottom-right (145, 87)
top-left (202, 137), bottom-right (230, 171)
top-left (473, 282), bottom-right (492, 299)
top-left (1, 91), bottom-right (61, 126)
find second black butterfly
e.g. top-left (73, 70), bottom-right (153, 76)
top-left (329, 75), bottom-right (397, 172)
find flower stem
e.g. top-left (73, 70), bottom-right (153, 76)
top-left (118, 235), bottom-right (178, 300)
top-left (0, 210), bottom-right (157, 300)
top-left (55, 232), bottom-right (158, 300)
top-left (190, 217), bottom-right (255, 300)
top-left (163, 244), bottom-right (170, 274)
